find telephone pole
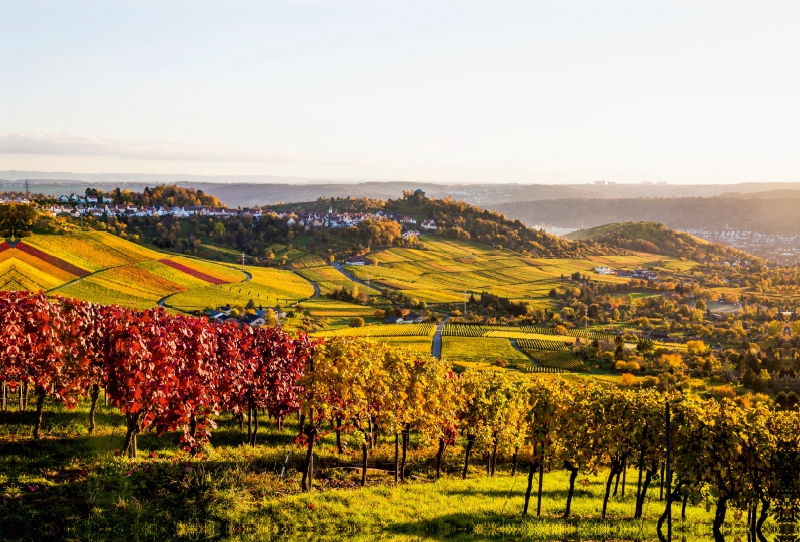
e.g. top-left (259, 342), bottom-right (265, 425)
top-left (241, 252), bottom-right (246, 272)
top-left (585, 306), bottom-right (589, 342)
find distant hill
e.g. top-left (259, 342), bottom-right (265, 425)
top-left (566, 221), bottom-right (755, 262)
top-left (274, 192), bottom-right (601, 258)
top-left (9, 171), bottom-right (800, 208)
top-left (718, 189), bottom-right (800, 199)
top-left (491, 196), bottom-right (800, 235)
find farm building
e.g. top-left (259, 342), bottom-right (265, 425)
top-left (383, 315), bottom-right (404, 324)
top-left (345, 256), bottom-right (373, 266)
top-left (404, 312), bottom-right (425, 323)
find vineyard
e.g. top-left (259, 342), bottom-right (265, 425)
top-left (441, 336), bottom-right (532, 367)
top-left (313, 323), bottom-right (435, 338)
top-left (1, 289), bottom-right (798, 541)
top-left (515, 339), bottom-right (584, 370)
top-left (295, 265), bottom-right (379, 296)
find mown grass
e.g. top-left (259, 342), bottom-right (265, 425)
top-left (0, 397), bottom-right (763, 541)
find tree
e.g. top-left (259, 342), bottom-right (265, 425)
top-left (297, 337), bottom-right (376, 491)
top-left (105, 309), bottom-right (188, 457)
top-left (350, 317), bottom-right (365, 328)
top-left (456, 370), bottom-right (501, 479)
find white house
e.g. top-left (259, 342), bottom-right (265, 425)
top-left (594, 266), bottom-right (612, 275)
top-left (421, 219), bottom-right (437, 230)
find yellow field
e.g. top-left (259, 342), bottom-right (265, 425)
top-left (168, 256), bottom-right (246, 283)
top-left (0, 261), bottom-right (66, 291)
top-left (164, 268), bottom-right (314, 312)
top-left (24, 231), bottom-right (162, 272)
top-left (298, 297), bottom-right (376, 317)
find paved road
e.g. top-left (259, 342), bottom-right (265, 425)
top-left (331, 262), bottom-right (380, 292)
top-left (159, 268), bottom-right (252, 307)
top-left (294, 271), bottom-right (320, 298)
top-left (431, 316), bottom-right (450, 359)
top-left (510, 339), bottom-right (541, 367)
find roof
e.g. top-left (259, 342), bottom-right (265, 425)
top-left (242, 314), bottom-right (264, 324)
top-left (347, 255), bottom-right (373, 264)
top-left (383, 316), bottom-right (402, 324)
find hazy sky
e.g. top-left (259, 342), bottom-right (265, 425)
top-left (2, 1), bottom-right (799, 183)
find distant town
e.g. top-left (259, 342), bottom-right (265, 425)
top-left (683, 228), bottom-right (800, 263)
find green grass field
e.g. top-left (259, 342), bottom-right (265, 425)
top-left (0, 396), bottom-right (746, 542)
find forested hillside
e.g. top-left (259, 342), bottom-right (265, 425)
top-left (567, 222), bottom-right (756, 262)
top-left (273, 191), bottom-right (597, 258)
top-left (114, 191), bottom-right (609, 259)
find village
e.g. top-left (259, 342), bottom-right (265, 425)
top-left (683, 228), bottom-right (800, 263)
top-left (29, 194), bottom-right (438, 236)
top-left (593, 266), bottom-right (658, 280)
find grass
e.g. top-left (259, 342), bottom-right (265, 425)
top-left (0, 396), bottom-right (750, 542)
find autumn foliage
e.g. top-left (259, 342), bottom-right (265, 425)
top-left (3, 289), bottom-right (800, 533)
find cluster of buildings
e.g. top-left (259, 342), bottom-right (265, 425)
top-left (594, 266), bottom-right (658, 280)
top-left (382, 312), bottom-right (426, 324)
top-left (42, 198), bottom-right (439, 234)
top-left (42, 202), bottom-right (257, 219)
top-left (205, 305), bottom-right (287, 327)
top-left (683, 228), bottom-right (800, 262)
top-left (285, 208), bottom-right (436, 233)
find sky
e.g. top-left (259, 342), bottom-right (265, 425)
top-left (1, 0), bottom-right (799, 184)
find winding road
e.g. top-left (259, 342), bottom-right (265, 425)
top-left (158, 269), bottom-right (252, 308)
top-left (331, 262), bottom-right (379, 292)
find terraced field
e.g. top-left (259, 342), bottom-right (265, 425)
top-left (310, 323), bottom-right (436, 354)
top-left (349, 236), bottom-right (671, 306)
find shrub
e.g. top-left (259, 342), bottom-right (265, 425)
top-left (619, 373), bottom-right (638, 387)
top-left (350, 317), bottom-right (365, 328)
top-left (710, 384), bottom-right (736, 401)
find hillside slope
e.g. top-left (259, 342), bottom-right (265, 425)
top-left (566, 221), bottom-right (756, 262)
top-left (0, 231), bottom-right (313, 310)
top-left (273, 192), bottom-right (610, 258)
